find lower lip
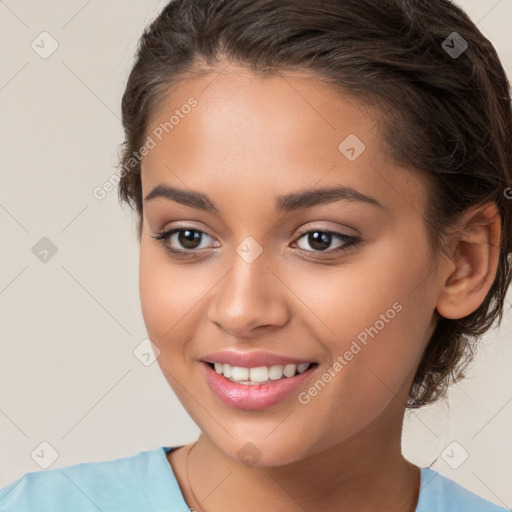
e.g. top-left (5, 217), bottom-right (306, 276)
top-left (201, 362), bottom-right (318, 410)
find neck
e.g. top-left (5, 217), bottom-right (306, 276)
top-left (175, 409), bottom-right (420, 512)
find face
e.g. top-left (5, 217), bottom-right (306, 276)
top-left (139, 64), bottom-right (442, 466)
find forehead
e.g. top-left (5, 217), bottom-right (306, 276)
top-left (144, 64), bottom-right (383, 159)
top-left (141, 64), bottom-right (428, 216)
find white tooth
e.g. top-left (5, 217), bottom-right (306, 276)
top-left (249, 366), bottom-right (269, 383)
top-left (268, 365), bottom-right (284, 380)
top-left (214, 363), bottom-right (223, 374)
top-left (283, 364), bottom-right (297, 378)
top-left (297, 363), bottom-right (311, 374)
top-left (223, 363), bottom-right (232, 378)
top-left (231, 366), bottom-right (249, 381)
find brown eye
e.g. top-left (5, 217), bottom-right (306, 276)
top-left (294, 230), bottom-right (361, 254)
top-left (176, 229), bottom-right (203, 250)
top-left (151, 227), bottom-right (219, 257)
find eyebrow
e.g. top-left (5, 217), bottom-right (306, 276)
top-left (143, 184), bottom-right (384, 212)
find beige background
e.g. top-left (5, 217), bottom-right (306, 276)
top-left (1, 0), bottom-right (511, 507)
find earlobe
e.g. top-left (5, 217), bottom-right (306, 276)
top-left (436, 201), bottom-right (501, 320)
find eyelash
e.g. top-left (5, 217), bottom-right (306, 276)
top-left (151, 226), bottom-right (362, 259)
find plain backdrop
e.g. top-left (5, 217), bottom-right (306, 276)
top-left (1, 0), bottom-right (511, 507)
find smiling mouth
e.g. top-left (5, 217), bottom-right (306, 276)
top-left (204, 361), bottom-right (319, 385)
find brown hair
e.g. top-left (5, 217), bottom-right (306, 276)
top-left (117, 0), bottom-right (512, 408)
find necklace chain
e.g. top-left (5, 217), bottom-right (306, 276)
top-left (185, 441), bottom-right (208, 512)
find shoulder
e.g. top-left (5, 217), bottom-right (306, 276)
top-left (417, 467), bottom-right (508, 512)
top-left (0, 446), bottom-right (184, 512)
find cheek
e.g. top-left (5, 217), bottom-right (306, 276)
top-left (138, 241), bottom-right (184, 342)
top-left (138, 244), bottom-right (194, 394)
top-left (139, 242), bottom-right (163, 335)
top-left (138, 240), bottom-right (213, 348)
top-left (295, 235), bottom-right (434, 407)
top-left (294, 305), bottom-right (430, 450)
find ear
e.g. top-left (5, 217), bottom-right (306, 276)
top-left (436, 201), bottom-right (502, 320)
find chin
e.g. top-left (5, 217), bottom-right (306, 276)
top-left (212, 435), bottom-right (313, 468)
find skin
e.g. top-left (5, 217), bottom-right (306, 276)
top-left (138, 63), bottom-right (501, 512)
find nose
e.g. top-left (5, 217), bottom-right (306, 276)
top-left (207, 250), bottom-right (290, 338)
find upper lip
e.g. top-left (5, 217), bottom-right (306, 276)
top-left (201, 350), bottom-right (316, 368)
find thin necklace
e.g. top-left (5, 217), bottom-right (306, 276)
top-left (185, 441), bottom-right (208, 512)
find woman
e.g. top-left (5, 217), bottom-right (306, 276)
top-left (1, 0), bottom-right (511, 510)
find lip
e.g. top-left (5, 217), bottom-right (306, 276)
top-left (201, 361), bottom-right (319, 410)
top-left (201, 350), bottom-right (316, 368)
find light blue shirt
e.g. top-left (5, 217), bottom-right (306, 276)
top-left (0, 446), bottom-right (508, 511)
